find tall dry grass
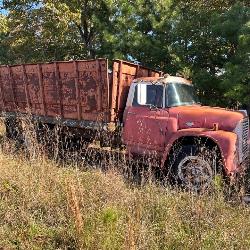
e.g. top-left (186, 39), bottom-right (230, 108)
top-left (0, 117), bottom-right (250, 249)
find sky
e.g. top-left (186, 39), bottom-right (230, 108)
top-left (0, 0), bottom-right (8, 15)
top-left (0, 1), bottom-right (42, 15)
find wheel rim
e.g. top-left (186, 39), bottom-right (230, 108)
top-left (177, 156), bottom-right (213, 192)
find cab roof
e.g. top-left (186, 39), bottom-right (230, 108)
top-left (133, 76), bottom-right (192, 85)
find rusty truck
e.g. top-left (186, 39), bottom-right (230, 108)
top-left (0, 58), bottom-right (249, 191)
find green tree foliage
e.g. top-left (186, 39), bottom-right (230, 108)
top-left (0, 13), bottom-right (12, 64)
top-left (1, 0), bottom-right (125, 61)
top-left (0, 0), bottom-right (249, 108)
top-left (212, 2), bottom-right (250, 108)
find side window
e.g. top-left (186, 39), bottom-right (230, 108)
top-left (132, 84), bottom-right (164, 108)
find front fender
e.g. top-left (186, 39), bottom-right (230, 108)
top-left (161, 128), bottom-right (238, 175)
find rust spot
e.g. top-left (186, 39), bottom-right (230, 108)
top-left (0, 59), bottom-right (162, 122)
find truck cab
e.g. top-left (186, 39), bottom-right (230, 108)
top-left (122, 75), bottom-right (249, 191)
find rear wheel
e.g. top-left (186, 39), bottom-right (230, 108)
top-left (5, 117), bottom-right (22, 140)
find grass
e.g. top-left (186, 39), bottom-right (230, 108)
top-left (0, 120), bottom-right (250, 249)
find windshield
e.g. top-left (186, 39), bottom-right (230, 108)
top-left (166, 83), bottom-right (197, 107)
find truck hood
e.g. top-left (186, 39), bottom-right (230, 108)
top-left (169, 105), bottom-right (246, 132)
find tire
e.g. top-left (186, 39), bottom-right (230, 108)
top-left (167, 144), bottom-right (222, 192)
top-left (5, 117), bottom-right (22, 140)
top-left (21, 120), bottom-right (41, 159)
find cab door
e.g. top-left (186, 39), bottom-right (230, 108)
top-left (123, 83), bottom-right (169, 154)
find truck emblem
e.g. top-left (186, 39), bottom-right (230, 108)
top-left (186, 122), bottom-right (194, 127)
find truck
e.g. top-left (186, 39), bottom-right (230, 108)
top-left (0, 58), bottom-right (249, 191)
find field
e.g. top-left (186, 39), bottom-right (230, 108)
top-left (0, 121), bottom-right (250, 250)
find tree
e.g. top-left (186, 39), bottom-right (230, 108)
top-left (122, 0), bottom-right (249, 108)
top-left (1, 0), bottom-right (249, 109)
top-left (0, 14), bottom-right (9, 64)
top-left (1, 0), bottom-right (131, 62)
top-left (213, 2), bottom-right (250, 108)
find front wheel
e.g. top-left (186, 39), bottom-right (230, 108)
top-left (168, 145), bottom-right (222, 192)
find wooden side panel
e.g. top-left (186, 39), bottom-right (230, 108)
top-left (25, 64), bottom-right (44, 115)
top-left (0, 66), bottom-right (16, 112)
top-left (0, 59), bottom-right (110, 122)
top-left (40, 63), bottom-right (60, 117)
top-left (0, 59), bottom-right (161, 125)
top-left (37, 59), bottom-right (110, 121)
top-left (58, 62), bottom-right (77, 119)
top-left (0, 70), bottom-right (5, 111)
top-left (10, 65), bottom-right (27, 112)
top-left (77, 59), bottom-right (109, 121)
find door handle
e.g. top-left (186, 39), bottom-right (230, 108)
top-left (159, 128), bottom-right (165, 135)
top-left (128, 111), bottom-right (136, 115)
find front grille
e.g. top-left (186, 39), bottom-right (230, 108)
top-left (242, 117), bottom-right (249, 160)
top-left (235, 117), bottom-right (249, 163)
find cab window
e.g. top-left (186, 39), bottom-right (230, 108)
top-left (132, 83), bottom-right (164, 108)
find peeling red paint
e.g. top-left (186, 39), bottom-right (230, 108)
top-left (0, 59), bottom-right (161, 122)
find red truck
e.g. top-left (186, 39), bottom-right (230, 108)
top-left (0, 58), bottom-right (249, 191)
